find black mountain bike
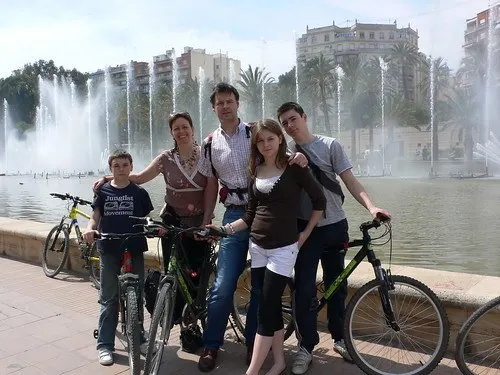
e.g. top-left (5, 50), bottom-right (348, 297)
top-left (41, 192), bottom-right (100, 289)
top-left (233, 216), bottom-right (450, 375)
top-left (455, 295), bottom-right (500, 375)
top-left (135, 217), bottom-right (225, 375)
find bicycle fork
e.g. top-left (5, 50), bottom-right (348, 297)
top-left (373, 261), bottom-right (400, 331)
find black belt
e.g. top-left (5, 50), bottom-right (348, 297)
top-left (225, 204), bottom-right (247, 210)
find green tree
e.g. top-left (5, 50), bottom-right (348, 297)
top-left (419, 56), bottom-right (450, 161)
top-left (390, 42), bottom-right (421, 101)
top-left (238, 65), bottom-right (274, 121)
top-left (304, 55), bottom-right (336, 134)
top-left (445, 86), bottom-right (479, 161)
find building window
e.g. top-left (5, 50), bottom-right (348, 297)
top-left (350, 43), bottom-right (355, 50)
top-left (369, 43), bottom-right (376, 49)
top-left (311, 36), bottom-right (316, 43)
top-left (389, 32), bottom-right (394, 39)
top-left (337, 55), bottom-right (344, 63)
top-left (369, 32), bottom-right (375, 39)
top-left (399, 33), bottom-right (403, 39)
top-left (360, 43), bottom-right (365, 49)
top-left (324, 34), bottom-right (330, 42)
top-left (380, 32), bottom-right (385, 39)
top-left (359, 31), bottom-right (365, 39)
top-left (215, 64), bottom-right (219, 69)
top-left (338, 44), bottom-right (343, 51)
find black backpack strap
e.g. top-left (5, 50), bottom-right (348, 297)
top-left (203, 133), bottom-right (217, 177)
top-left (295, 144), bottom-right (345, 204)
top-left (245, 124), bottom-right (252, 138)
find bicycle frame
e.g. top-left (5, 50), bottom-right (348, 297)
top-left (316, 227), bottom-right (397, 328)
top-left (160, 237), bottom-right (216, 325)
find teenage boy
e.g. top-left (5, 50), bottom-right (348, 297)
top-left (83, 149), bottom-right (154, 366)
top-left (277, 102), bottom-right (391, 375)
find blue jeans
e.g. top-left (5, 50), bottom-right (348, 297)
top-left (97, 250), bottom-right (145, 351)
top-left (203, 208), bottom-right (259, 349)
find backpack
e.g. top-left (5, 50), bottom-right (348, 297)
top-left (295, 143), bottom-right (345, 204)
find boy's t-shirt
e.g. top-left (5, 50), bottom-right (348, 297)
top-left (289, 135), bottom-right (352, 227)
top-left (92, 182), bottom-right (154, 253)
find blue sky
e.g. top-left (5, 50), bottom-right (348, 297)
top-left (0, 0), bottom-right (491, 79)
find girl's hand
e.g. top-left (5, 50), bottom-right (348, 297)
top-left (298, 231), bottom-right (308, 249)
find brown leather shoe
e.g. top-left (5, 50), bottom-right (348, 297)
top-left (198, 347), bottom-right (218, 372)
top-left (246, 343), bottom-right (253, 366)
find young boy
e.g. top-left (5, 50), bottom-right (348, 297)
top-left (83, 149), bottom-right (154, 366)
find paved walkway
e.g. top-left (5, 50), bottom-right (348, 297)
top-left (0, 256), bottom-right (461, 375)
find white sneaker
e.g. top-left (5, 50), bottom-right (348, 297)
top-left (333, 339), bottom-right (353, 363)
top-left (98, 348), bottom-right (113, 366)
top-left (291, 346), bottom-right (312, 375)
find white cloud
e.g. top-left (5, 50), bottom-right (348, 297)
top-left (0, 0), bottom-right (493, 79)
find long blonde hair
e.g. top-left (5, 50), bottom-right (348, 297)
top-left (248, 119), bottom-right (288, 177)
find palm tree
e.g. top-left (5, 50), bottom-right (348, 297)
top-left (269, 67), bottom-right (296, 116)
top-left (238, 65), bottom-right (274, 121)
top-left (304, 54), bottom-right (336, 134)
top-left (390, 42), bottom-right (421, 101)
top-left (419, 56), bottom-right (450, 161)
top-left (341, 56), bottom-right (363, 160)
top-left (446, 86), bottom-right (479, 161)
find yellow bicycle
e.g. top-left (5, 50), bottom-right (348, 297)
top-left (41, 193), bottom-right (100, 289)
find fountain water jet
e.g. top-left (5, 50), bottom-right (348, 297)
top-left (198, 67), bottom-right (205, 142)
top-left (126, 61), bottom-right (132, 152)
top-left (294, 30), bottom-right (300, 103)
top-left (429, 56), bottom-right (435, 176)
top-left (335, 65), bottom-right (344, 140)
top-left (104, 67), bottom-right (111, 154)
top-left (87, 79), bottom-right (92, 164)
top-left (3, 99), bottom-right (8, 171)
top-left (379, 57), bottom-right (388, 175)
top-left (172, 49), bottom-right (179, 112)
top-left (148, 61), bottom-right (155, 160)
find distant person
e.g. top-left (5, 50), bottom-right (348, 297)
top-left (422, 145), bottom-right (429, 161)
top-left (83, 149), bottom-right (154, 366)
top-left (93, 112), bottom-right (217, 353)
top-left (207, 119), bottom-right (325, 375)
top-left (277, 102), bottom-right (391, 375)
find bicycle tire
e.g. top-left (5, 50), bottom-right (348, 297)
top-left (125, 287), bottom-right (141, 375)
top-left (87, 242), bottom-right (100, 290)
top-left (41, 224), bottom-right (69, 277)
top-left (344, 275), bottom-right (449, 375)
top-left (231, 260), bottom-right (295, 342)
top-left (143, 282), bottom-right (175, 375)
top-left (455, 295), bottom-right (500, 375)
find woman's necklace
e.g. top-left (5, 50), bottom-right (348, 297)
top-left (177, 146), bottom-right (199, 175)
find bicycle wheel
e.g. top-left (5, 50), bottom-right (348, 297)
top-left (87, 242), bottom-right (100, 290)
top-left (455, 295), bottom-right (500, 375)
top-left (125, 287), bottom-right (141, 375)
top-left (143, 282), bottom-right (175, 375)
top-left (41, 224), bottom-right (69, 277)
top-left (231, 260), bottom-right (294, 342)
top-left (344, 275), bottom-right (449, 375)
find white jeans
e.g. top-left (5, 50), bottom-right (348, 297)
top-left (249, 240), bottom-right (299, 277)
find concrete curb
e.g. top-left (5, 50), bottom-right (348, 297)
top-left (1, 216), bottom-right (499, 352)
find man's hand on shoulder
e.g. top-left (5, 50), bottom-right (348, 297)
top-left (288, 152), bottom-right (308, 168)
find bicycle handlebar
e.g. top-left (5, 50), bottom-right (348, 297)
top-left (130, 216), bottom-right (227, 238)
top-left (50, 192), bottom-right (92, 206)
top-left (359, 213), bottom-right (391, 232)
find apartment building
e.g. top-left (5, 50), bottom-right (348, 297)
top-left (89, 47), bottom-right (241, 92)
top-left (296, 20), bottom-right (421, 102)
top-left (464, 4), bottom-right (500, 57)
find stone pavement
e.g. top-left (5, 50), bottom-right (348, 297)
top-left (0, 256), bottom-right (461, 375)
